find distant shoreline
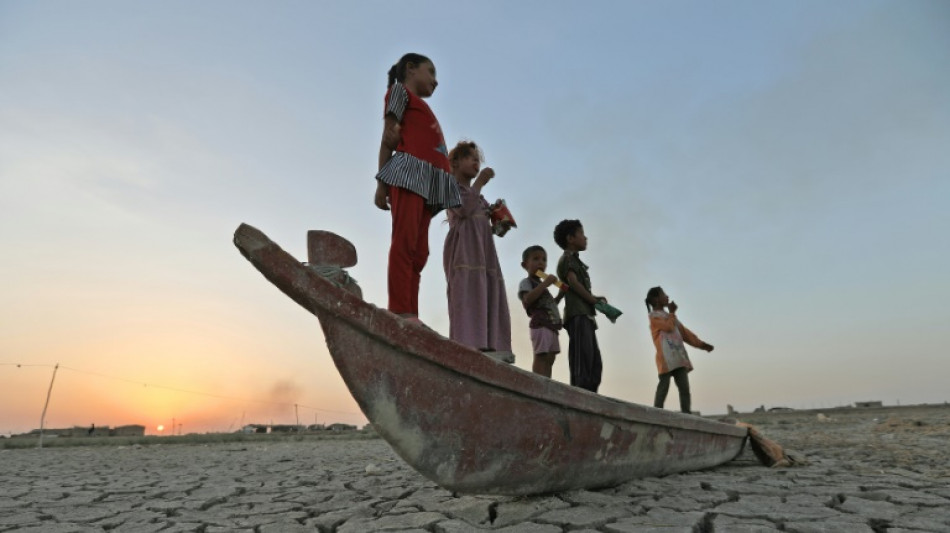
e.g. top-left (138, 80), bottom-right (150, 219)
top-left (6, 403), bottom-right (948, 451)
top-left (0, 428), bottom-right (380, 450)
top-left (709, 401), bottom-right (950, 419)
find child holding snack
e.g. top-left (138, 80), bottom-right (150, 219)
top-left (554, 219), bottom-right (608, 392)
top-left (443, 141), bottom-right (513, 362)
top-left (644, 286), bottom-right (714, 414)
top-left (518, 245), bottom-right (564, 377)
top-left (375, 53), bottom-right (460, 322)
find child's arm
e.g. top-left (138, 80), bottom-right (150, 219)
top-left (471, 167), bottom-right (495, 195)
top-left (378, 114), bottom-right (401, 170)
top-left (565, 271), bottom-right (605, 306)
top-left (679, 321), bottom-right (714, 352)
top-left (522, 274), bottom-right (557, 307)
top-left (374, 182), bottom-right (390, 211)
top-left (375, 115), bottom-right (401, 210)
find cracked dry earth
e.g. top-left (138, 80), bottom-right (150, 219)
top-left (1, 405), bottom-right (948, 532)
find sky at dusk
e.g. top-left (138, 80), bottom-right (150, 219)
top-left (2, 1), bottom-right (949, 436)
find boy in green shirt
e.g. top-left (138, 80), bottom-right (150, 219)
top-left (554, 219), bottom-right (608, 393)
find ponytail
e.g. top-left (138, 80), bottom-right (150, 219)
top-left (387, 53), bottom-right (431, 88)
top-left (386, 64), bottom-right (399, 88)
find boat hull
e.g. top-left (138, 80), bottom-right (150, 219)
top-left (234, 223), bottom-right (747, 495)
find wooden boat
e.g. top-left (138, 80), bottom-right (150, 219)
top-left (233, 223), bottom-right (749, 496)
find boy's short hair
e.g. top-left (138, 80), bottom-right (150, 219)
top-left (521, 245), bottom-right (546, 263)
top-left (553, 219), bottom-right (583, 250)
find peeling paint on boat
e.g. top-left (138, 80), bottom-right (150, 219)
top-left (365, 384), bottom-right (425, 466)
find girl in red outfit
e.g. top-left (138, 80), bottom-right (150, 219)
top-left (375, 53), bottom-right (461, 320)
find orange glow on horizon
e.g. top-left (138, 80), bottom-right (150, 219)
top-left (0, 350), bottom-right (369, 436)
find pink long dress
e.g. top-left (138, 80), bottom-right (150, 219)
top-left (443, 183), bottom-right (512, 352)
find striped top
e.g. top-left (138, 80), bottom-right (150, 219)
top-left (375, 82), bottom-right (460, 214)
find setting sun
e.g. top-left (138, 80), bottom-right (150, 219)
top-left (157, 425), bottom-right (164, 432)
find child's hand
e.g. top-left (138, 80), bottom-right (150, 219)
top-left (374, 182), bottom-right (390, 211)
top-left (703, 342), bottom-right (714, 352)
top-left (668, 301), bottom-right (678, 313)
top-left (474, 167), bottom-right (495, 188)
top-left (540, 274), bottom-right (558, 287)
top-left (382, 122), bottom-right (401, 150)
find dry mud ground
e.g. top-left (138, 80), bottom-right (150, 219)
top-left (2, 404), bottom-right (948, 532)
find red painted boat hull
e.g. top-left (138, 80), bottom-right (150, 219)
top-left (234, 223), bottom-right (748, 495)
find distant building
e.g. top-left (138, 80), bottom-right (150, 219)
top-left (22, 427), bottom-right (85, 438)
top-left (854, 401), bottom-right (883, 408)
top-left (236, 423), bottom-right (361, 434)
top-left (112, 425), bottom-right (145, 437)
top-left (15, 424), bottom-right (144, 438)
top-left (269, 424), bottom-right (301, 433)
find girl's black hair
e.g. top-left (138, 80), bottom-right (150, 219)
top-left (645, 286), bottom-right (664, 311)
top-left (387, 53), bottom-right (431, 88)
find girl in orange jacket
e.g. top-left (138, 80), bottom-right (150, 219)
top-left (645, 286), bottom-right (714, 414)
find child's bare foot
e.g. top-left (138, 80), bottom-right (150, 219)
top-left (483, 350), bottom-right (515, 364)
top-left (398, 313), bottom-right (435, 332)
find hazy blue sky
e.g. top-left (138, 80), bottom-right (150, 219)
top-left (2, 1), bottom-right (948, 434)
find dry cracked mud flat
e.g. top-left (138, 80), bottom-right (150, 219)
top-left (2, 404), bottom-right (948, 532)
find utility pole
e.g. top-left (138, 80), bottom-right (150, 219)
top-left (295, 403), bottom-right (300, 430)
top-left (38, 363), bottom-right (60, 449)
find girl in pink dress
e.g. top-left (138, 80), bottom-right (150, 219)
top-left (443, 141), bottom-right (513, 362)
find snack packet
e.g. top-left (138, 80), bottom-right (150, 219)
top-left (488, 199), bottom-right (517, 237)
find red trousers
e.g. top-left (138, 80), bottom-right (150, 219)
top-left (388, 187), bottom-right (431, 315)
